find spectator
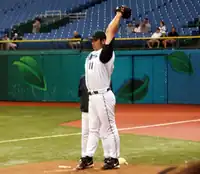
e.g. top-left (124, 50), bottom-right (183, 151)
top-left (162, 27), bottom-right (179, 48)
top-left (0, 36), bottom-right (3, 50)
top-left (131, 18), bottom-right (136, 26)
top-left (159, 20), bottom-right (167, 36)
top-left (32, 18), bottom-right (41, 33)
top-left (127, 22), bottom-right (134, 34)
top-left (12, 33), bottom-right (20, 49)
top-left (12, 33), bottom-right (18, 40)
top-left (69, 31), bottom-right (82, 49)
top-left (147, 28), bottom-right (162, 48)
top-left (139, 22), bottom-right (147, 33)
top-left (133, 24), bottom-right (141, 33)
top-left (144, 18), bottom-right (151, 32)
top-left (198, 17), bottom-right (200, 34)
top-left (2, 34), bottom-right (17, 50)
top-left (139, 18), bottom-right (151, 33)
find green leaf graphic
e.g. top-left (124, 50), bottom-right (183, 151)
top-left (13, 56), bottom-right (47, 91)
top-left (116, 75), bottom-right (149, 102)
top-left (166, 51), bottom-right (193, 75)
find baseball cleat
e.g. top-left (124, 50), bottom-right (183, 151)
top-left (76, 156), bottom-right (94, 170)
top-left (102, 157), bottom-right (120, 170)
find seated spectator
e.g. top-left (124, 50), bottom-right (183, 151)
top-left (133, 24), bottom-right (141, 33)
top-left (159, 20), bottom-right (167, 36)
top-left (162, 27), bottom-right (179, 48)
top-left (12, 33), bottom-right (20, 49)
top-left (139, 18), bottom-right (151, 33)
top-left (0, 37), bottom-right (3, 50)
top-left (12, 33), bottom-right (18, 40)
top-left (2, 34), bottom-right (17, 50)
top-left (32, 18), bottom-right (41, 33)
top-left (69, 31), bottom-right (82, 49)
top-left (131, 18), bottom-right (136, 26)
top-left (147, 28), bottom-right (162, 48)
top-left (144, 18), bottom-right (151, 32)
top-left (139, 22), bottom-right (146, 33)
top-left (127, 22), bottom-right (134, 34)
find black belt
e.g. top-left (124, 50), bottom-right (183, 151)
top-left (88, 88), bottom-right (110, 95)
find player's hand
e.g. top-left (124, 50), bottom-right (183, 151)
top-left (115, 5), bottom-right (132, 19)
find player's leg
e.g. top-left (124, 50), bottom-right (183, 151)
top-left (81, 112), bottom-right (89, 157)
top-left (76, 97), bottom-right (100, 170)
top-left (97, 90), bottom-right (120, 169)
top-left (76, 112), bottom-right (89, 169)
top-left (86, 96), bottom-right (100, 157)
top-left (76, 112), bottom-right (90, 169)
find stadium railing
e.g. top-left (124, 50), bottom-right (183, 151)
top-left (0, 35), bottom-right (200, 50)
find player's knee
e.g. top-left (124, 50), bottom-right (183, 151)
top-left (89, 126), bottom-right (99, 131)
top-left (82, 128), bottom-right (89, 137)
top-left (89, 128), bottom-right (99, 136)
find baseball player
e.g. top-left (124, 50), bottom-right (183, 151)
top-left (76, 5), bottom-right (131, 170)
top-left (77, 75), bottom-right (113, 166)
top-left (77, 75), bottom-right (99, 160)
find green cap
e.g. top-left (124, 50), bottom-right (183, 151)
top-left (91, 31), bottom-right (106, 40)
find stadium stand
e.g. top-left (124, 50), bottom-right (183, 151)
top-left (0, 0), bottom-right (199, 48)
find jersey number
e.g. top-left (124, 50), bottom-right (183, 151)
top-left (89, 62), bottom-right (94, 70)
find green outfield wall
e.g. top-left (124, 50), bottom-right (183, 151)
top-left (0, 49), bottom-right (199, 104)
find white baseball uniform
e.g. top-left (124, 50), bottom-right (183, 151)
top-left (81, 112), bottom-right (99, 157)
top-left (84, 45), bottom-right (120, 159)
top-left (78, 75), bottom-right (99, 158)
top-left (81, 112), bottom-right (89, 157)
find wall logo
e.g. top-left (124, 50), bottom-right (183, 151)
top-left (12, 56), bottom-right (47, 91)
top-left (116, 75), bottom-right (149, 102)
top-left (166, 51), bottom-right (193, 75)
top-left (116, 51), bottom-right (193, 103)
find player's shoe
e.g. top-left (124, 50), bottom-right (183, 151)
top-left (102, 157), bottom-right (120, 170)
top-left (76, 156), bottom-right (94, 170)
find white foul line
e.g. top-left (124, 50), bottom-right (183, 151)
top-left (0, 133), bottom-right (81, 144)
top-left (0, 118), bottom-right (199, 144)
top-left (118, 118), bottom-right (200, 131)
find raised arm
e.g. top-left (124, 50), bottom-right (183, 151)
top-left (100, 6), bottom-right (131, 63)
top-left (105, 6), bottom-right (131, 45)
top-left (105, 12), bottom-right (123, 45)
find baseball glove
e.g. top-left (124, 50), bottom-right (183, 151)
top-left (115, 5), bottom-right (132, 19)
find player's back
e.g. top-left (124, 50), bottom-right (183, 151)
top-left (85, 49), bottom-right (115, 91)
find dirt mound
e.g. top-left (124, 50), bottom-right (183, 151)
top-left (0, 161), bottom-right (168, 174)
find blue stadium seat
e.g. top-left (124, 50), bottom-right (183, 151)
top-left (0, 0), bottom-right (199, 39)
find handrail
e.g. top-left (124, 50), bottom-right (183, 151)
top-left (0, 35), bottom-right (199, 43)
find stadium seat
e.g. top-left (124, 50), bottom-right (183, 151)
top-left (0, 0), bottom-right (199, 40)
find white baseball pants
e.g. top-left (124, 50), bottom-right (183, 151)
top-left (81, 112), bottom-right (99, 157)
top-left (86, 90), bottom-right (120, 158)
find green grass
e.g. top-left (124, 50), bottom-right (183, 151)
top-left (0, 106), bottom-right (81, 140)
top-left (0, 106), bottom-right (200, 167)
